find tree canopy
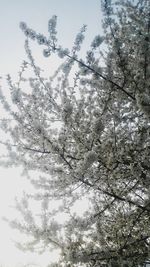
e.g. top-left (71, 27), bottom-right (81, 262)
top-left (0, 0), bottom-right (150, 266)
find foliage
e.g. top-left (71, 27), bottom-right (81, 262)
top-left (0, 0), bottom-right (150, 266)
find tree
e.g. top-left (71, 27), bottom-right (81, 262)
top-left (0, 0), bottom-right (150, 266)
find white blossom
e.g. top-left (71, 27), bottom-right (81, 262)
top-left (43, 48), bottom-right (51, 57)
top-left (91, 35), bottom-right (104, 48)
top-left (63, 102), bottom-right (73, 115)
top-left (19, 22), bottom-right (27, 31)
top-left (37, 34), bottom-right (47, 45)
top-left (11, 89), bottom-right (21, 103)
top-left (84, 151), bottom-right (98, 167)
top-left (93, 118), bottom-right (104, 134)
top-left (58, 48), bottom-right (70, 59)
top-left (136, 92), bottom-right (150, 117)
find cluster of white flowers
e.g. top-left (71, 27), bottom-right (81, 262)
top-left (24, 210), bottom-right (34, 225)
top-left (37, 33), bottom-right (47, 45)
top-left (11, 88), bottom-right (21, 104)
top-left (20, 17), bottom-right (69, 61)
top-left (57, 47), bottom-right (70, 59)
top-left (136, 92), bottom-right (150, 117)
top-left (61, 58), bottom-right (74, 75)
top-left (58, 132), bottom-right (66, 145)
top-left (48, 15), bottom-right (57, 43)
top-left (20, 22), bottom-right (37, 40)
top-left (72, 25), bottom-right (87, 53)
top-left (20, 22), bottom-right (50, 57)
top-left (43, 48), bottom-right (51, 57)
top-left (84, 150), bottom-right (98, 168)
top-left (91, 35), bottom-right (104, 49)
top-left (86, 50), bottom-right (95, 64)
top-left (63, 102), bottom-right (73, 114)
top-left (48, 15), bottom-right (57, 30)
top-left (93, 118), bottom-right (104, 135)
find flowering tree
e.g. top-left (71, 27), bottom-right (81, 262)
top-left (0, 0), bottom-right (150, 266)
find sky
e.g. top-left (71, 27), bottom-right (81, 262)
top-left (0, 1), bottom-right (102, 266)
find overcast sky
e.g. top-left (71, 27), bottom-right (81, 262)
top-left (0, 1), bottom-right (102, 266)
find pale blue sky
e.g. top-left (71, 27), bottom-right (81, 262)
top-left (0, 1), bottom-right (102, 266)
